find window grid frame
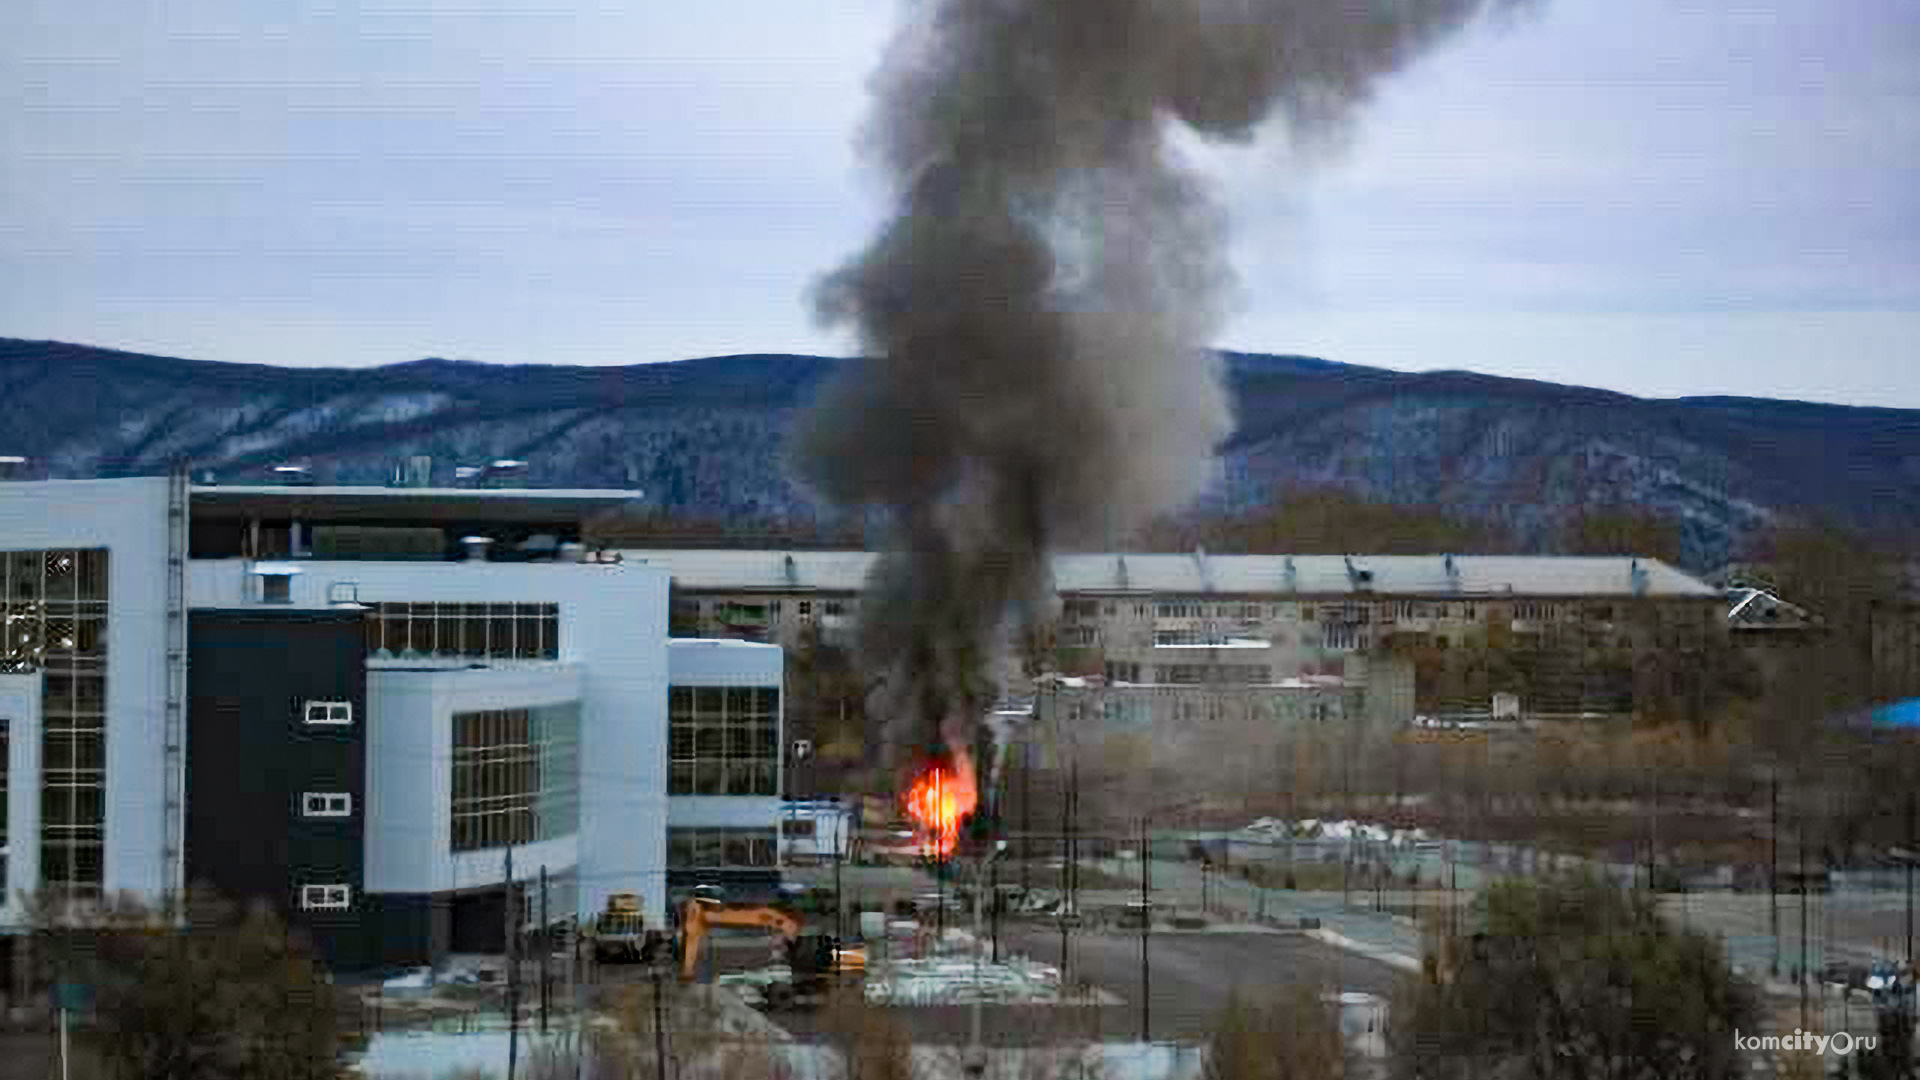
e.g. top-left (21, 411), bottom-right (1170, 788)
top-left (3, 548), bottom-right (108, 897)
top-left (299, 883), bottom-right (352, 911)
top-left (303, 700), bottom-right (353, 726)
top-left (301, 791), bottom-right (353, 818)
top-left (666, 826), bottom-right (779, 869)
top-left (449, 703), bottom-right (580, 853)
top-left (366, 602), bottom-right (560, 661)
top-left (667, 685), bottom-right (779, 797)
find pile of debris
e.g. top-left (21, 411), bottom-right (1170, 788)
top-left (713, 964), bottom-right (801, 1008)
top-left (865, 956), bottom-right (1066, 1006)
top-left (716, 953), bottom-right (1077, 1010)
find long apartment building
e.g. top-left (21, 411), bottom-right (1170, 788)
top-left (0, 477), bottom-right (784, 971)
top-left (635, 549), bottom-right (1726, 732)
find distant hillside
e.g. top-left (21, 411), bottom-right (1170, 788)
top-left (4, 337), bottom-right (1917, 568)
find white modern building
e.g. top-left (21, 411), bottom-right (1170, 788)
top-left (0, 476), bottom-right (784, 969)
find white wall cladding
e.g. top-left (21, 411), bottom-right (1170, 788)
top-left (364, 664), bottom-right (583, 897)
top-left (0, 478), bottom-right (171, 901)
top-left (0, 673), bottom-right (43, 921)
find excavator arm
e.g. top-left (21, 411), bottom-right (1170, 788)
top-left (679, 900), bottom-right (803, 981)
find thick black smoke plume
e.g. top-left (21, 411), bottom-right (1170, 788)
top-left (793, 0), bottom-right (1525, 776)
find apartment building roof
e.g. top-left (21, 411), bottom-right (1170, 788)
top-left (624, 550), bottom-right (1720, 599)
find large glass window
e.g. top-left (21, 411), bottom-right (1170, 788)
top-left (666, 827), bottom-right (777, 868)
top-left (450, 701), bottom-right (580, 852)
top-left (2, 548), bottom-right (107, 897)
top-left (667, 685), bottom-right (778, 796)
top-left (367, 602), bottom-right (559, 661)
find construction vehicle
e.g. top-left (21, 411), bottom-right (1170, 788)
top-left (677, 897), bottom-right (867, 1010)
top-left (585, 892), bottom-right (665, 963)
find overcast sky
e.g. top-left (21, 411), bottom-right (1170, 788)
top-left (4, 0), bottom-right (1915, 407)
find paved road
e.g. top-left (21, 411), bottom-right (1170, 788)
top-left (1135, 852), bottom-right (1920, 991)
top-left (1000, 925), bottom-right (1403, 1044)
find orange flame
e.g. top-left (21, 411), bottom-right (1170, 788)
top-left (904, 753), bottom-right (977, 858)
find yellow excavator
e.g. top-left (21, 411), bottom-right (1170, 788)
top-left (677, 897), bottom-right (866, 1010)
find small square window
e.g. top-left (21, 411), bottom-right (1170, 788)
top-left (261, 575), bottom-right (293, 604)
top-left (302, 792), bottom-right (352, 818)
top-left (303, 701), bottom-right (353, 726)
top-left (299, 883), bottom-right (351, 911)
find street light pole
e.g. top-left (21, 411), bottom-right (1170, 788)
top-left (968, 842), bottom-right (1008, 1078)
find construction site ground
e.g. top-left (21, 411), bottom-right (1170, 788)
top-left (666, 860), bottom-right (1404, 1047)
top-left (621, 919), bottom-right (1400, 1047)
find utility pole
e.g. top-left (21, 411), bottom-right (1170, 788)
top-left (990, 852), bottom-right (1001, 965)
top-left (1647, 767), bottom-right (1659, 892)
top-left (1799, 826), bottom-right (1810, 1030)
top-left (1447, 840), bottom-right (1458, 939)
top-left (1907, 791), bottom-right (1915, 972)
top-left (568, 889), bottom-right (583, 1080)
top-left (1770, 772), bottom-right (1780, 976)
top-left (1140, 816), bottom-right (1151, 1044)
top-left (1022, 737), bottom-right (1033, 894)
top-left (1059, 759), bottom-right (1072, 987)
top-left (1069, 760), bottom-right (1080, 913)
top-left (506, 845), bottom-right (519, 1080)
top-left (835, 845), bottom-right (846, 941)
top-left (1342, 830), bottom-right (1351, 910)
top-left (539, 865), bottom-right (550, 1036)
top-left (1374, 839), bottom-right (1385, 912)
top-left (651, 962), bottom-right (668, 1080)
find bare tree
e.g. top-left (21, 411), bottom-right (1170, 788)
top-left (1204, 983), bottom-right (1348, 1080)
top-left (33, 890), bottom-right (348, 1080)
